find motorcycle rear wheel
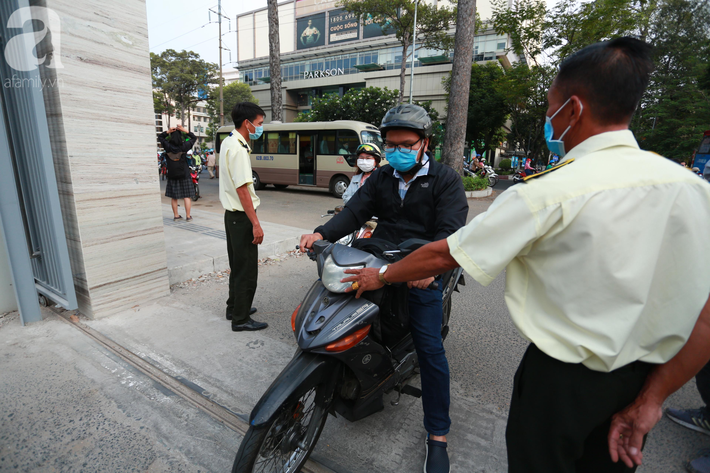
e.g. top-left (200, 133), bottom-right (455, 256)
top-left (232, 381), bottom-right (329, 473)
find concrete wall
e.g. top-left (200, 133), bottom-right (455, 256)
top-left (0, 225), bottom-right (18, 314)
top-left (39, 0), bottom-right (170, 318)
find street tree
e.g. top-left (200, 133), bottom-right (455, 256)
top-left (630, 0), bottom-right (710, 160)
top-left (497, 63), bottom-right (554, 163)
top-left (340, 0), bottom-right (456, 104)
top-left (295, 87), bottom-right (444, 146)
top-left (150, 53), bottom-right (175, 128)
top-left (267, 0), bottom-right (283, 121)
top-left (150, 49), bottom-right (218, 128)
top-left (205, 81), bottom-right (259, 142)
top-left (440, 0), bottom-right (478, 174)
top-left (491, 0), bottom-right (546, 66)
top-left (444, 62), bottom-right (509, 161)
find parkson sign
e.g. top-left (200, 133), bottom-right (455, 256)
top-left (302, 68), bottom-right (345, 79)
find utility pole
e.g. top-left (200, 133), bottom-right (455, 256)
top-left (218, 0), bottom-right (224, 126)
top-left (441, 0), bottom-right (476, 174)
top-left (409, 0), bottom-right (420, 104)
top-left (268, 0), bottom-right (283, 121)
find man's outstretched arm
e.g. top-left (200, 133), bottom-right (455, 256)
top-left (342, 239), bottom-right (459, 297)
top-left (608, 294), bottom-right (710, 468)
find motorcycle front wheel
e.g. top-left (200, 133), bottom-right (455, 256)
top-left (193, 184), bottom-right (200, 201)
top-left (232, 381), bottom-right (330, 473)
top-left (488, 175), bottom-right (498, 187)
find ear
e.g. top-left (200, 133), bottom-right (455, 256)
top-left (569, 95), bottom-right (584, 128)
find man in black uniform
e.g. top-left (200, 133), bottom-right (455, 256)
top-left (300, 104), bottom-right (468, 473)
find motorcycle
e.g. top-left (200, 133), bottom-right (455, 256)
top-left (322, 206), bottom-right (377, 247)
top-left (463, 163), bottom-right (497, 187)
top-left (190, 165), bottom-right (200, 201)
top-left (232, 239), bottom-right (465, 472)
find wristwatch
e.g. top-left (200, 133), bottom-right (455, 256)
top-left (378, 265), bottom-right (392, 285)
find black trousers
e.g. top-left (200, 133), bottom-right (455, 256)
top-left (225, 210), bottom-right (258, 325)
top-left (506, 344), bottom-right (654, 473)
top-left (696, 360), bottom-right (710, 406)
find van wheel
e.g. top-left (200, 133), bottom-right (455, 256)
top-left (330, 176), bottom-right (349, 198)
top-left (252, 171), bottom-right (265, 190)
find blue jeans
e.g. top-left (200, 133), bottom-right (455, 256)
top-left (408, 286), bottom-right (451, 436)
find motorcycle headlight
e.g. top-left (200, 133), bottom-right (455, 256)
top-left (321, 255), bottom-right (363, 293)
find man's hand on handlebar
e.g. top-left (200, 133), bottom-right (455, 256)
top-left (342, 268), bottom-right (383, 299)
top-left (299, 233), bottom-right (324, 253)
top-left (408, 277), bottom-right (435, 290)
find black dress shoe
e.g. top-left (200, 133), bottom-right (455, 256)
top-left (226, 307), bottom-right (257, 320)
top-left (424, 436), bottom-right (450, 473)
top-left (232, 319), bottom-right (268, 332)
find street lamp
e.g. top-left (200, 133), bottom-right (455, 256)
top-left (409, 0), bottom-right (421, 104)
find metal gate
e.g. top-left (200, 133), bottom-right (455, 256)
top-left (0, 0), bottom-right (77, 324)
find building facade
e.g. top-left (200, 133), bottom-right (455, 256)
top-left (236, 0), bottom-right (516, 123)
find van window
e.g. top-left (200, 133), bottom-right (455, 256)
top-left (275, 132), bottom-right (297, 154)
top-left (319, 131), bottom-right (336, 154)
top-left (337, 130), bottom-right (359, 155)
top-left (361, 131), bottom-right (383, 150)
top-left (252, 135), bottom-right (264, 153)
top-left (216, 132), bottom-right (230, 153)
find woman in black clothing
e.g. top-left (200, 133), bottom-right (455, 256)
top-left (158, 125), bottom-right (197, 221)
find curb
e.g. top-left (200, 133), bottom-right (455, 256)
top-left (167, 235), bottom-right (302, 285)
top-left (465, 187), bottom-right (493, 198)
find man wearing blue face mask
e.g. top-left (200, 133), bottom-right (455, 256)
top-left (219, 102), bottom-right (268, 332)
top-left (300, 103), bottom-right (468, 473)
top-left (342, 37), bottom-right (710, 472)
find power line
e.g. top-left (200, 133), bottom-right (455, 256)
top-left (150, 4), bottom-right (217, 29)
top-left (150, 22), bottom-right (218, 50)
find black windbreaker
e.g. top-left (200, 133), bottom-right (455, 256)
top-left (315, 157), bottom-right (468, 245)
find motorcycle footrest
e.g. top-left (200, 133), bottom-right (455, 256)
top-left (400, 385), bottom-right (422, 398)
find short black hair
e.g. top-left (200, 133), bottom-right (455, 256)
top-left (555, 37), bottom-right (654, 124)
top-left (231, 102), bottom-right (265, 129)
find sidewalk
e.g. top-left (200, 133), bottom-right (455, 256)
top-left (162, 204), bottom-right (311, 284)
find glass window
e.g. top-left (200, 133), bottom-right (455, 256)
top-left (271, 132), bottom-right (296, 154)
top-left (337, 130), bottom-right (359, 155)
top-left (252, 135), bottom-right (264, 154)
top-left (361, 131), bottom-right (383, 150)
top-left (497, 41), bottom-right (506, 50)
top-left (318, 131), bottom-right (337, 155)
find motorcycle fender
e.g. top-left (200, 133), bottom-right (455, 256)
top-left (249, 351), bottom-right (339, 428)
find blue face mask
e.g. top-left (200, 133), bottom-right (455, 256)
top-left (248, 120), bottom-right (263, 140)
top-left (544, 98), bottom-right (582, 158)
top-left (385, 149), bottom-right (418, 172)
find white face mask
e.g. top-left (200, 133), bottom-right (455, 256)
top-left (357, 158), bottom-right (376, 173)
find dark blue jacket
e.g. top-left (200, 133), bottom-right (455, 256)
top-left (315, 157), bottom-right (468, 245)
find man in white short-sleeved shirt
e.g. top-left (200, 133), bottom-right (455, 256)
top-left (219, 102), bottom-right (268, 332)
top-left (343, 37), bottom-right (710, 472)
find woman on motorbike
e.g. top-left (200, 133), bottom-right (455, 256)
top-left (342, 143), bottom-right (382, 204)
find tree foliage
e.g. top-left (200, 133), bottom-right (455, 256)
top-left (205, 81), bottom-right (259, 142)
top-left (295, 87), bottom-right (443, 147)
top-left (490, 0), bottom-right (709, 164)
top-left (150, 50), bottom-right (218, 127)
top-left (444, 62), bottom-right (509, 159)
top-left (630, 0), bottom-right (710, 160)
top-left (340, 0), bottom-right (456, 103)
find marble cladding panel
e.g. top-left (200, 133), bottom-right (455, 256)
top-left (45, 0), bottom-right (169, 318)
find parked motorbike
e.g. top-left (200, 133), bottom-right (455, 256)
top-left (231, 239), bottom-right (465, 472)
top-left (322, 206), bottom-right (377, 247)
top-left (190, 165), bottom-right (200, 201)
top-left (463, 163), bottom-right (498, 187)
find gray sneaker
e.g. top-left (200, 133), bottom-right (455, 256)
top-left (666, 407), bottom-right (710, 435)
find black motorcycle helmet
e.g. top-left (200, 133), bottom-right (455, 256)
top-left (379, 103), bottom-right (433, 139)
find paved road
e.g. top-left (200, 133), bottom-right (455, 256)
top-left (159, 168), bottom-right (516, 231)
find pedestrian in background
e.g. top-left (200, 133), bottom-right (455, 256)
top-left (666, 361), bottom-right (710, 473)
top-left (342, 143), bottom-right (382, 204)
top-left (207, 150), bottom-right (216, 179)
top-left (159, 124), bottom-right (196, 221)
top-left (219, 102), bottom-right (268, 332)
top-left (342, 37), bottom-right (710, 472)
